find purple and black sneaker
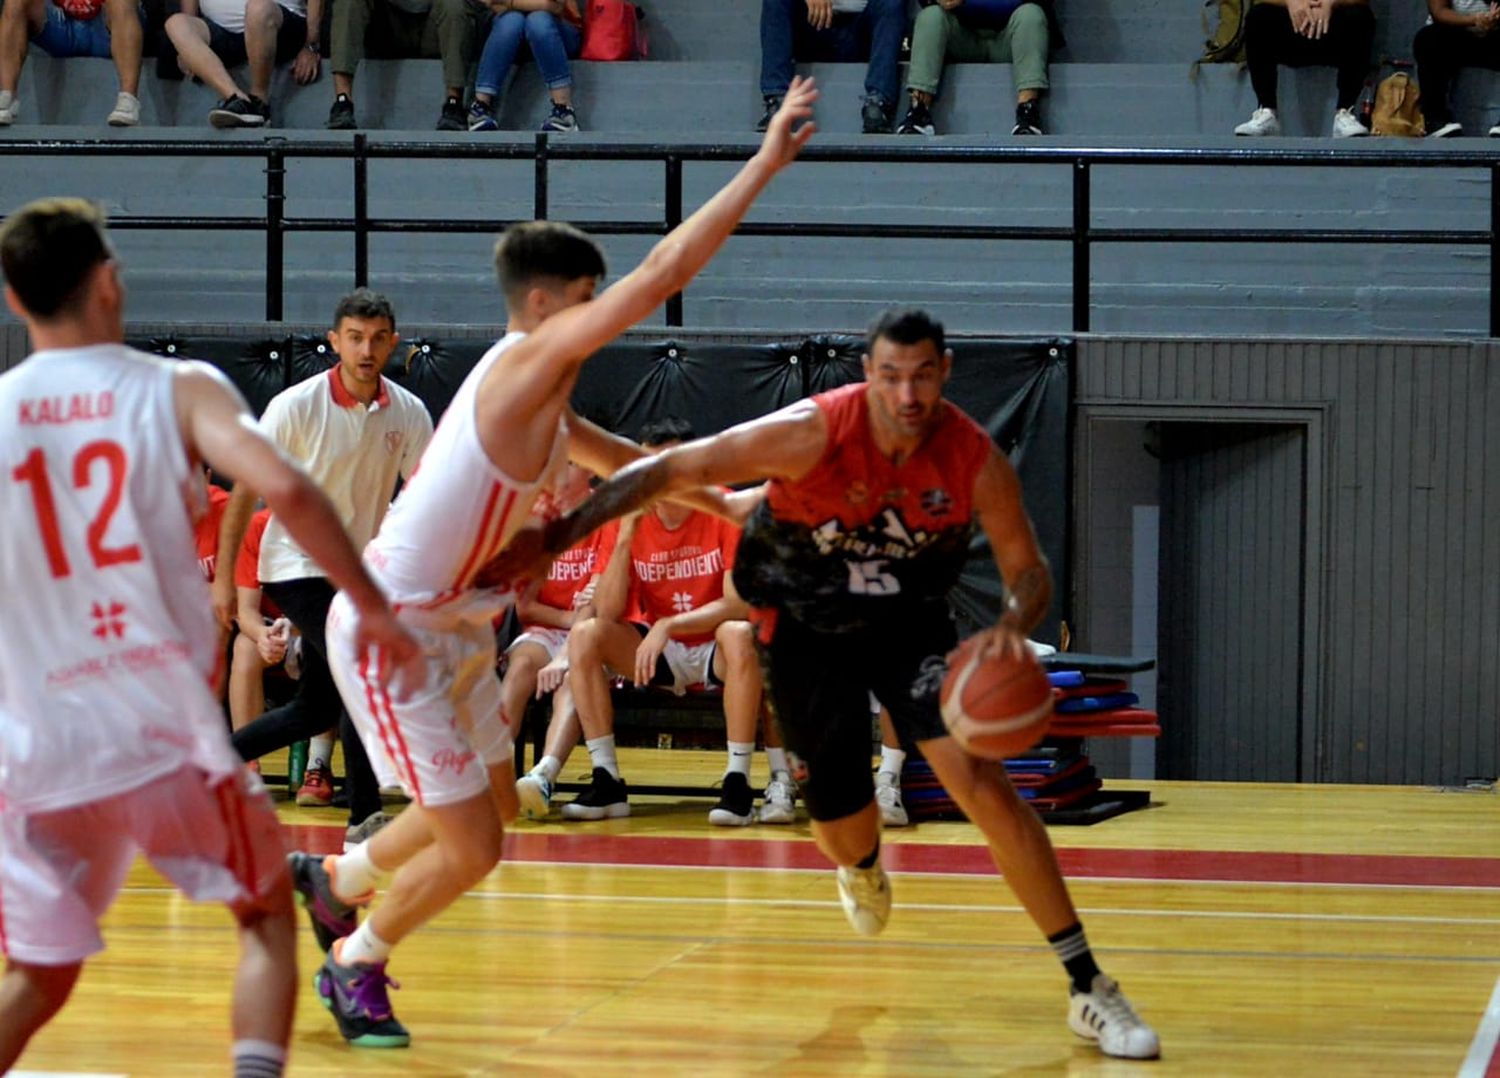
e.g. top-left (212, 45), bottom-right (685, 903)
top-left (315, 945), bottom-right (410, 1048)
top-left (287, 850), bottom-right (363, 952)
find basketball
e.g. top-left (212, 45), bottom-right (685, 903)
top-left (939, 636), bottom-right (1055, 759)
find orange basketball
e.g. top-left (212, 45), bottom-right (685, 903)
top-left (939, 636), bottom-right (1054, 759)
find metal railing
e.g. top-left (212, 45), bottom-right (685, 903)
top-left (4, 134), bottom-right (1499, 333)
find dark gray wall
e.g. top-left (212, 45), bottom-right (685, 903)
top-left (1077, 337), bottom-right (1500, 785)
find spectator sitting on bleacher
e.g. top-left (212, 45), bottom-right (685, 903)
top-left (563, 417), bottom-right (794, 826)
top-left (507, 462), bottom-right (616, 818)
top-left (1414, 0), bottom-right (1500, 137)
top-left (896, 0), bottom-right (1060, 137)
top-left (161, 0), bottom-right (322, 127)
top-left (324, 0), bottom-right (480, 129)
top-left (0, 0), bottom-right (146, 125)
top-left (758, 0), bottom-right (904, 133)
top-left (228, 507), bottom-right (299, 763)
top-left (1233, 0), bottom-right (1374, 137)
top-left (466, 0), bottom-right (582, 133)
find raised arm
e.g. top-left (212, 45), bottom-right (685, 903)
top-left (971, 446), bottom-right (1052, 658)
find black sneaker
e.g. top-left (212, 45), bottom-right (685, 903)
top-left (326, 94), bottom-right (356, 130)
top-left (559, 767), bottom-right (629, 820)
top-left (756, 94), bottom-right (783, 133)
top-left (436, 96), bottom-right (466, 131)
top-left (208, 93), bottom-right (267, 128)
top-left (315, 943), bottom-right (410, 1048)
top-left (708, 771), bottom-right (754, 826)
top-left (1013, 99), bottom-right (1043, 136)
top-left (897, 100), bottom-right (935, 136)
top-left (861, 95), bottom-right (893, 134)
top-left (287, 850), bottom-right (365, 953)
top-left (539, 103), bottom-right (578, 132)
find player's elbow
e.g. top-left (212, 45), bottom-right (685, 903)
top-left (255, 465), bottom-right (319, 521)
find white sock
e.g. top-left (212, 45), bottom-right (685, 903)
top-left (726, 741), bottom-right (754, 778)
top-left (332, 842), bottom-right (385, 900)
top-left (587, 735), bottom-right (619, 779)
top-left (339, 920), bottom-right (392, 966)
top-left (535, 754), bottom-right (562, 783)
top-left (307, 733), bottom-right (335, 771)
top-left (231, 1039), bottom-right (286, 1078)
top-left (879, 745), bottom-right (906, 778)
top-left (765, 747), bottom-right (789, 778)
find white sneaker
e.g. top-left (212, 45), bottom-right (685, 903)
top-left (835, 863), bottom-right (891, 937)
top-left (1429, 121), bottom-right (1463, 138)
top-left (758, 771), bottom-right (796, 824)
top-left (0, 91), bottom-right (16, 126)
top-left (1331, 107), bottom-right (1369, 138)
top-left (107, 91), bottom-right (140, 127)
top-left (1489, 122), bottom-right (1500, 138)
top-left (1234, 106), bottom-right (1280, 136)
top-left (1067, 974), bottom-right (1161, 1060)
top-left (874, 771), bottom-right (910, 828)
top-left (516, 771), bottom-right (553, 819)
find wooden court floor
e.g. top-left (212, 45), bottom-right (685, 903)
top-left (12, 748), bottom-right (1500, 1077)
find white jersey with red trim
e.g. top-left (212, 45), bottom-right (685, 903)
top-left (365, 331), bottom-right (568, 626)
top-left (0, 345), bottom-right (238, 815)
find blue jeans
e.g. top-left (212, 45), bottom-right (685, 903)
top-left (475, 9), bottom-right (580, 98)
top-left (759, 0), bottom-right (904, 106)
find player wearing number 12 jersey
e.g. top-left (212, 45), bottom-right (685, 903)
top-left (0, 198), bottom-right (421, 1077)
top-left (515, 308), bottom-right (1161, 1061)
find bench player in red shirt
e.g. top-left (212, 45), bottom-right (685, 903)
top-left (511, 309), bottom-right (1161, 1061)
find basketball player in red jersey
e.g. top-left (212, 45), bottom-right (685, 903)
top-left (281, 80), bottom-right (819, 1049)
top-left (0, 198), bottom-right (421, 1077)
top-left (510, 309), bottom-right (1161, 1060)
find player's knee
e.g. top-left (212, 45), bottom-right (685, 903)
top-left (6, 961), bottom-right (83, 1018)
top-left (503, 650), bottom-right (541, 688)
top-left (447, 825), bottom-right (504, 883)
top-left (716, 621), bottom-right (758, 675)
top-left (800, 764), bottom-right (875, 823)
top-left (567, 617), bottom-right (604, 663)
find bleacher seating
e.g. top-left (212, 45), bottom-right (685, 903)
top-left (2, 0), bottom-right (1498, 337)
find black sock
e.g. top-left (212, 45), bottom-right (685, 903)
top-left (855, 839), bottom-right (880, 870)
top-left (1048, 922), bottom-right (1102, 994)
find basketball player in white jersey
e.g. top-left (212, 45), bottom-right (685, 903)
top-left (282, 78), bottom-right (819, 1048)
top-left (0, 198), bottom-right (422, 1077)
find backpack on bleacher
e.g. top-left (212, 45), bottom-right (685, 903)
top-left (1370, 72), bottom-right (1425, 137)
top-left (581, 0), bottom-right (648, 61)
top-left (1198, 0), bottom-right (1257, 66)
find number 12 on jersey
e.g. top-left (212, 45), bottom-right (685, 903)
top-left (846, 558), bottom-right (900, 595)
top-left (12, 441), bottom-right (142, 579)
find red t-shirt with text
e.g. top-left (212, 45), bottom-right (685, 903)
top-left (628, 510), bottom-right (740, 646)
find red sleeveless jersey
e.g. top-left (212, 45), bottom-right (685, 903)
top-left (734, 382), bottom-right (992, 631)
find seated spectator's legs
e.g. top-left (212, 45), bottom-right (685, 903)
top-left (329, 0), bottom-right (377, 107)
top-left (524, 8), bottom-right (579, 127)
top-left (164, 11), bottom-right (247, 103)
top-left (706, 619), bottom-right (765, 826)
top-left (905, 3), bottom-right (956, 105)
top-left (1002, 0), bottom-right (1048, 134)
top-left (472, 8), bottom-right (525, 108)
top-left (0, 0), bottom-right (46, 117)
top-left (1245, 2), bottom-right (1373, 113)
top-left (243, 0), bottom-right (307, 101)
top-left (425, 0), bottom-right (477, 124)
top-left (847, 0), bottom-right (903, 121)
top-left (102, 0), bottom-right (142, 97)
top-left (230, 629), bottom-right (273, 733)
top-left (758, 0), bottom-right (800, 103)
top-left (1413, 21), bottom-right (1500, 133)
top-left (561, 616), bottom-right (653, 819)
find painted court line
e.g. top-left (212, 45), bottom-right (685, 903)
top-left (1459, 975), bottom-right (1500, 1078)
top-left (285, 825), bottom-right (1500, 889)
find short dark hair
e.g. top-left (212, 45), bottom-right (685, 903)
top-left (0, 198), bottom-right (113, 319)
top-left (493, 221), bottom-right (606, 308)
top-left (867, 308), bottom-right (946, 358)
top-left (332, 288), bottom-right (396, 330)
top-left (638, 415), bottom-right (696, 447)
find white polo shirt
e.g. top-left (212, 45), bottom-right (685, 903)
top-left (257, 366), bottom-right (432, 585)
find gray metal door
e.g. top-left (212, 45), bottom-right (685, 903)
top-left (1157, 422), bottom-right (1306, 780)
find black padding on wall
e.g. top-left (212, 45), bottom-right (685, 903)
top-left (389, 337), bottom-right (491, 420)
top-left (290, 333), bottom-right (338, 387)
top-left (803, 334), bottom-right (865, 393)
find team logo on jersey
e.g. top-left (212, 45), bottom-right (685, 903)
top-left (672, 591), bottom-right (695, 613)
top-left (384, 431), bottom-right (403, 455)
top-left (90, 600), bottom-right (127, 640)
top-left (911, 654), bottom-right (949, 700)
top-left (920, 488), bottom-right (953, 516)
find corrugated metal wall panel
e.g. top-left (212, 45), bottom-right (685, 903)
top-left (1079, 338), bottom-right (1500, 784)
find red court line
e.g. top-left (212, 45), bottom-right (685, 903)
top-left (283, 825), bottom-right (1500, 889)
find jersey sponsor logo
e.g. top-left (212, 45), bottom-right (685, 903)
top-left (17, 391), bottom-right (115, 426)
top-left (811, 507), bottom-right (934, 561)
top-left (911, 654), bottom-right (948, 700)
top-left (432, 747), bottom-right (476, 777)
top-left (45, 638), bottom-right (194, 688)
top-left (632, 546), bottom-right (725, 584)
top-left (90, 599), bottom-right (128, 640)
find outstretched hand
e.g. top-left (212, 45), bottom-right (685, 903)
top-left (757, 76), bottom-right (818, 170)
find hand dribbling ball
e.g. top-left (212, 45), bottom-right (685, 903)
top-left (939, 636), bottom-right (1054, 759)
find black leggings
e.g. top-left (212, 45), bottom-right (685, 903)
top-left (230, 577), bottom-right (381, 826)
top-left (1413, 21), bottom-right (1500, 129)
top-left (1245, 3), bottom-right (1375, 111)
